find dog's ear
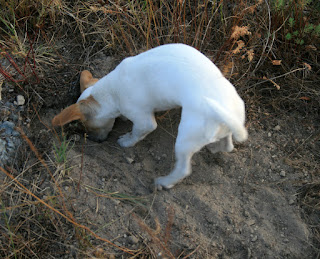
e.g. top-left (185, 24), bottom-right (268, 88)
top-left (80, 70), bottom-right (99, 93)
top-left (52, 103), bottom-right (84, 126)
top-left (52, 96), bottom-right (99, 127)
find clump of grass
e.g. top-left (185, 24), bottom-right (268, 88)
top-left (53, 133), bottom-right (74, 165)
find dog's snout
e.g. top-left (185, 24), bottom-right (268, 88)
top-left (87, 133), bottom-right (106, 143)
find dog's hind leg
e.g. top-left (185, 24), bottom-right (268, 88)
top-left (206, 134), bottom-right (234, 154)
top-left (118, 112), bottom-right (157, 148)
top-left (155, 111), bottom-right (214, 189)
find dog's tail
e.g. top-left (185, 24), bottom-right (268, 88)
top-left (205, 97), bottom-right (248, 142)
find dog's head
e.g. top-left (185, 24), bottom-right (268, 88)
top-left (51, 70), bottom-right (115, 142)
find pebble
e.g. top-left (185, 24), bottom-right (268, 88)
top-left (274, 125), bottom-right (281, 131)
top-left (247, 219), bottom-right (256, 226)
top-left (125, 156), bottom-right (134, 164)
top-left (243, 210), bottom-right (250, 217)
top-left (247, 248), bottom-right (252, 259)
top-left (128, 235), bottom-right (139, 244)
top-left (280, 170), bottom-right (286, 177)
top-left (289, 198), bottom-right (295, 205)
top-left (112, 199), bottom-right (121, 205)
top-left (71, 134), bottom-right (80, 142)
top-left (251, 235), bottom-right (258, 242)
top-left (16, 95), bottom-right (25, 106)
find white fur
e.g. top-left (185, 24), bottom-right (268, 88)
top-left (78, 44), bottom-right (247, 189)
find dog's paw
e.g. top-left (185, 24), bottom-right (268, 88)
top-left (118, 133), bottom-right (135, 147)
top-left (154, 176), bottom-right (175, 190)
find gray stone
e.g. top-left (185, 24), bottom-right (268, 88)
top-left (17, 95), bottom-right (25, 106)
top-left (251, 235), bottom-right (258, 242)
top-left (280, 170), bottom-right (286, 177)
top-left (274, 125), bottom-right (281, 131)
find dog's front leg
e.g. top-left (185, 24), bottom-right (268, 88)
top-left (118, 113), bottom-right (157, 148)
top-left (155, 149), bottom-right (193, 190)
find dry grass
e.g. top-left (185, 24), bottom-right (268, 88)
top-left (0, 0), bottom-right (319, 257)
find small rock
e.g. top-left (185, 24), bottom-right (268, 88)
top-left (247, 248), bottom-right (252, 259)
top-left (71, 134), bottom-right (80, 142)
top-left (243, 210), bottom-right (250, 217)
top-left (125, 157), bottom-right (134, 164)
top-left (251, 235), bottom-right (258, 242)
top-left (280, 170), bottom-right (286, 177)
top-left (274, 125), bottom-right (281, 131)
top-left (128, 235), bottom-right (139, 244)
top-left (268, 132), bottom-right (272, 137)
top-left (112, 199), bottom-right (120, 205)
top-left (16, 95), bottom-right (25, 106)
top-left (289, 198), bottom-right (295, 205)
top-left (247, 219), bottom-right (256, 226)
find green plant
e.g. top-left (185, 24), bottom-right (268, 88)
top-left (53, 135), bottom-right (74, 165)
top-left (272, 0), bottom-right (319, 46)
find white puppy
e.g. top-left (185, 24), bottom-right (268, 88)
top-left (52, 44), bottom-right (247, 189)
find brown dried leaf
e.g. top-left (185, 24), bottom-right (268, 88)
top-left (231, 26), bottom-right (251, 40)
top-left (247, 49), bottom-right (254, 62)
top-left (232, 40), bottom-right (245, 54)
top-left (303, 62), bottom-right (312, 71)
top-left (300, 96), bottom-right (311, 101)
top-left (306, 45), bottom-right (317, 51)
top-left (272, 60), bottom-right (282, 65)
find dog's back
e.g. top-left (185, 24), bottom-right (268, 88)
top-left (96, 44), bottom-right (243, 118)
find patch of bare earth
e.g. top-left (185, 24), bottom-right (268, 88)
top-left (34, 54), bottom-right (319, 258)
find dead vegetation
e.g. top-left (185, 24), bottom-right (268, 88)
top-left (0, 0), bottom-right (319, 257)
